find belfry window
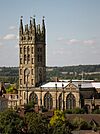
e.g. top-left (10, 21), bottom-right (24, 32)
top-left (28, 55), bottom-right (30, 62)
top-left (24, 55), bottom-right (26, 62)
top-left (32, 47), bottom-right (33, 54)
top-left (27, 46), bottom-right (30, 54)
top-left (24, 46), bottom-right (26, 54)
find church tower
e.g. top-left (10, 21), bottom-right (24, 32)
top-left (19, 16), bottom-right (46, 105)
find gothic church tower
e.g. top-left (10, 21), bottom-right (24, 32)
top-left (19, 17), bottom-right (46, 105)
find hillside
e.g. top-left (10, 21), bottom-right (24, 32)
top-left (0, 65), bottom-right (100, 84)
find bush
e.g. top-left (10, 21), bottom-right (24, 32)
top-left (92, 109), bottom-right (100, 114)
top-left (73, 108), bottom-right (85, 114)
top-left (65, 108), bottom-right (85, 114)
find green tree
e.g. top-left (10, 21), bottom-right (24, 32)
top-left (50, 110), bottom-right (65, 126)
top-left (25, 112), bottom-right (49, 134)
top-left (72, 117), bottom-right (91, 130)
top-left (49, 110), bottom-right (72, 134)
top-left (73, 107), bottom-right (85, 114)
top-left (0, 109), bottom-right (24, 134)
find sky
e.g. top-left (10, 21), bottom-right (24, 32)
top-left (0, 0), bottom-right (100, 67)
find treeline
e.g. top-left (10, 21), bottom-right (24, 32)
top-left (46, 64), bottom-right (100, 81)
top-left (0, 67), bottom-right (18, 84)
top-left (0, 65), bottom-right (100, 84)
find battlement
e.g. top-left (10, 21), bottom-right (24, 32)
top-left (19, 16), bottom-right (45, 43)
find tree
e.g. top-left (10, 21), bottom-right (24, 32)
top-left (25, 112), bottom-right (49, 134)
top-left (0, 109), bottom-right (24, 134)
top-left (72, 117), bottom-right (91, 130)
top-left (49, 110), bottom-right (72, 134)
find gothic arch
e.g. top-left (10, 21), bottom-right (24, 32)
top-left (58, 93), bottom-right (62, 110)
top-left (29, 92), bottom-right (38, 104)
top-left (24, 46), bottom-right (26, 54)
top-left (66, 93), bottom-right (76, 109)
top-left (27, 46), bottom-right (30, 54)
top-left (44, 92), bottom-right (53, 110)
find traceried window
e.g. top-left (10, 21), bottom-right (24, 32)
top-left (44, 92), bottom-right (53, 110)
top-left (59, 93), bottom-right (62, 110)
top-left (29, 92), bottom-right (38, 104)
top-left (66, 93), bottom-right (76, 109)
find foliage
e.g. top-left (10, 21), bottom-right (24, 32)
top-left (92, 109), bottom-right (100, 114)
top-left (72, 117), bottom-right (91, 130)
top-left (24, 100), bottom-right (35, 111)
top-left (0, 65), bottom-right (100, 84)
top-left (25, 112), bottom-right (49, 134)
top-left (0, 109), bottom-right (24, 134)
top-left (6, 84), bottom-right (17, 93)
top-left (50, 110), bottom-right (65, 127)
top-left (65, 108), bottom-right (85, 114)
top-left (73, 108), bottom-right (85, 114)
top-left (49, 110), bottom-right (72, 134)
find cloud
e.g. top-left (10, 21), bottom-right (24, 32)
top-left (57, 37), bottom-right (65, 41)
top-left (53, 48), bottom-right (64, 55)
top-left (83, 40), bottom-right (95, 45)
top-left (66, 39), bottom-right (79, 45)
top-left (3, 34), bottom-right (17, 40)
top-left (9, 26), bottom-right (17, 30)
top-left (57, 37), bottom-right (96, 45)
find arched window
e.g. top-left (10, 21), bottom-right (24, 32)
top-left (66, 93), bottom-right (76, 109)
top-left (29, 92), bottom-right (38, 104)
top-left (27, 46), bottom-right (30, 54)
top-left (44, 92), bottom-right (53, 110)
top-left (24, 46), bottom-right (26, 54)
top-left (28, 54), bottom-right (30, 63)
top-left (24, 55), bottom-right (27, 64)
top-left (59, 93), bottom-right (62, 110)
top-left (31, 47), bottom-right (33, 54)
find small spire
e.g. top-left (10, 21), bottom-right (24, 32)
top-left (33, 15), bottom-right (36, 27)
top-left (30, 17), bottom-right (32, 32)
top-left (42, 16), bottom-right (45, 26)
top-left (42, 16), bottom-right (45, 34)
top-left (19, 16), bottom-right (23, 35)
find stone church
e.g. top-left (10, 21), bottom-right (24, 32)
top-left (18, 17), bottom-right (100, 112)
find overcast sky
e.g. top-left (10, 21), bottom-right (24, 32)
top-left (0, 0), bottom-right (100, 67)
